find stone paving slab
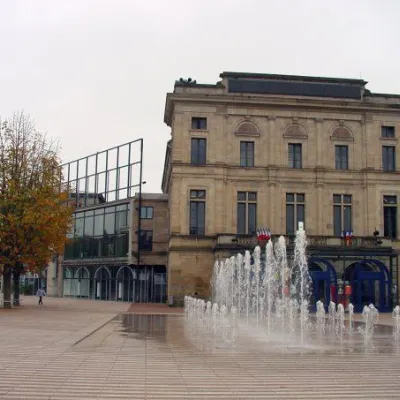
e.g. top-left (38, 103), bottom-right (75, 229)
top-left (1, 298), bottom-right (400, 399)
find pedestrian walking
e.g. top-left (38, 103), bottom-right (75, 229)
top-left (36, 288), bottom-right (46, 305)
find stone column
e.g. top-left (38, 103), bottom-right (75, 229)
top-left (315, 118), bottom-right (323, 167)
top-left (268, 116), bottom-right (276, 166)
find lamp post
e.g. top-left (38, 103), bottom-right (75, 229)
top-left (136, 180), bottom-right (146, 270)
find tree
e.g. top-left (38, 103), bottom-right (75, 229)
top-left (0, 111), bottom-right (73, 308)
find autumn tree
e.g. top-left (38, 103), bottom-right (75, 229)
top-left (0, 111), bottom-right (73, 308)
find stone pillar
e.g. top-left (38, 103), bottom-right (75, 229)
top-left (315, 118), bottom-right (323, 167)
top-left (268, 116), bottom-right (276, 166)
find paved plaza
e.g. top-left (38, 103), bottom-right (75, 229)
top-left (1, 297), bottom-right (400, 399)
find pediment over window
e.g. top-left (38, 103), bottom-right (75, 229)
top-left (331, 126), bottom-right (353, 141)
top-left (283, 123), bottom-right (308, 139)
top-left (235, 121), bottom-right (260, 137)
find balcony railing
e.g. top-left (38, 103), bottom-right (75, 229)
top-left (215, 234), bottom-right (392, 248)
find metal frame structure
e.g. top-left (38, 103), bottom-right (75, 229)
top-left (61, 139), bottom-right (143, 208)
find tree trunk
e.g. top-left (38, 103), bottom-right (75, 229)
top-left (13, 270), bottom-right (21, 306)
top-left (2, 266), bottom-right (12, 309)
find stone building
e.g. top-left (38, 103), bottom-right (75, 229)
top-left (162, 72), bottom-right (400, 311)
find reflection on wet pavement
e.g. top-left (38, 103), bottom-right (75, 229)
top-left (71, 313), bottom-right (400, 399)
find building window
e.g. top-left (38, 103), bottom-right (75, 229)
top-left (64, 203), bottom-right (130, 260)
top-left (237, 191), bottom-right (257, 234)
top-left (140, 206), bottom-right (153, 219)
top-left (333, 194), bottom-right (352, 236)
top-left (335, 145), bottom-right (348, 170)
top-left (189, 190), bottom-right (205, 235)
top-left (382, 146), bottom-right (396, 172)
top-left (191, 138), bottom-right (207, 165)
top-left (383, 196), bottom-right (397, 239)
top-left (240, 141), bottom-right (254, 167)
top-left (288, 143), bottom-right (302, 169)
top-left (139, 230), bottom-right (153, 251)
top-left (191, 117), bottom-right (207, 130)
top-left (382, 126), bottom-right (395, 138)
top-left (286, 193), bottom-right (305, 235)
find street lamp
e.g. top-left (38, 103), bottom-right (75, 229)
top-left (137, 180), bottom-right (147, 269)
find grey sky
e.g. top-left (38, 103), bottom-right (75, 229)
top-left (0, 0), bottom-right (399, 192)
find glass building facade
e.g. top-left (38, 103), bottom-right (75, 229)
top-left (64, 203), bottom-right (130, 260)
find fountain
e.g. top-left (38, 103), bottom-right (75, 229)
top-left (185, 226), bottom-right (393, 352)
top-left (393, 305), bottom-right (400, 339)
top-left (359, 304), bottom-right (379, 343)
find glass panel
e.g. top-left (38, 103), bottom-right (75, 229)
top-left (68, 161), bottom-right (77, 180)
top-left (384, 206), bottom-right (397, 238)
top-left (87, 154), bottom-right (97, 176)
top-left (64, 241), bottom-right (74, 260)
top-left (288, 144), bottom-right (294, 168)
top-left (78, 159), bottom-right (86, 179)
top-left (296, 193), bottom-right (305, 202)
top-left (84, 216), bottom-right (94, 236)
top-left (197, 202), bottom-right (205, 235)
top-left (118, 143), bottom-right (130, 167)
top-left (384, 196), bottom-right (397, 204)
top-left (104, 213), bottom-right (115, 235)
top-left (247, 142), bottom-right (254, 167)
top-left (75, 218), bottom-right (84, 237)
top-left (295, 144), bottom-right (302, 168)
top-left (383, 146), bottom-right (396, 172)
top-left (116, 204), bottom-right (128, 212)
top-left (343, 195), bottom-right (352, 204)
top-left (237, 192), bottom-right (246, 201)
top-left (382, 126), bottom-right (395, 138)
top-left (103, 235), bottom-right (115, 256)
top-left (297, 204), bottom-right (305, 229)
top-left (94, 214), bottom-right (104, 236)
top-left (116, 211), bottom-right (128, 230)
top-left (90, 237), bottom-right (103, 257)
top-left (97, 172), bottom-right (106, 197)
top-left (240, 142), bottom-right (246, 166)
top-left (333, 205), bottom-right (342, 236)
top-left (107, 148), bottom-right (118, 170)
top-left (107, 169), bottom-right (117, 192)
top-left (118, 166), bottom-right (128, 190)
top-left (189, 203), bottom-right (196, 234)
top-left (199, 139), bottom-right (206, 164)
top-left (191, 139), bottom-right (199, 165)
top-left (237, 203), bottom-right (246, 234)
top-left (248, 192), bottom-right (257, 201)
top-left (115, 232), bottom-right (129, 256)
top-left (333, 194), bottom-right (341, 204)
top-left (98, 151), bottom-right (107, 173)
top-left (286, 204), bottom-right (294, 234)
top-left (192, 117), bottom-right (207, 130)
top-left (248, 203), bottom-right (256, 234)
top-left (286, 193), bottom-right (294, 203)
top-left (343, 206), bottom-right (352, 231)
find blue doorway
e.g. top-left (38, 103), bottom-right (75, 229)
top-left (348, 260), bottom-right (391, 312)
top-left (308, 258), bottom-right (338, 311)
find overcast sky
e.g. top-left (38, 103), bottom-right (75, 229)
top-left (0, 0), bottom-right (399, 192)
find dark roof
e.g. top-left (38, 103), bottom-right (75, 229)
top-left (220, 71), bottom-right (368, 86)
top-left (227, 78), bottom-right (363, 100)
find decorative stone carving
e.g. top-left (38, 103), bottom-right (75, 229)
top-left (235, 121), bottom-right (259, 136)
top-left (331, 125), bottom-right (353, 141)
top-left (283, 123), bottom-right (308, 138)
